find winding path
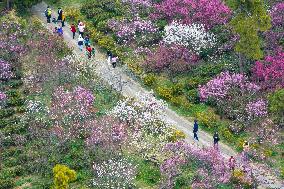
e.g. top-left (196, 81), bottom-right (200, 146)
top-left (32, 2), bottom-right (283, 188)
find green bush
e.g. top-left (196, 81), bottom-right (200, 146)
top-left (170, 96), bottom-right (191, 109)
top-left (136, 160), bottom-right (161, 185)
top-left (2, 124), bottom-right (26, 135)
top-left (0, 108), bottom-right (15, 119)
top-left (195, 109), bottom-right (218, 129)
top-left (186, 89), bottom-right (199, 103)
top-left (172, 83), bottom-right (184, 96)
top-left (6, 97), bottom-right (24, 107)
top-left (7, 80), bottom-right (23, 88)
top-left (268, 89), bottom-right (284, 125)
top-left (143, 73), bottom-right (157, 86)
top-left (156, 86), bottom-right (173, 100)
top-left (0, 179), bottom-right (15, 189)
top-left (3, 157), bottom-right (18, 167)
top-left (53, 164), bottom-right (77, 189)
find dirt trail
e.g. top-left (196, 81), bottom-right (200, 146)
top-left (32, 2), bottom-right (283, 188)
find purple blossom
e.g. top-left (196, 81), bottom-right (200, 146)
top-left (0, 59), bottom-right (13, 80)
top-left (0, 91), bottom-right (7, 101)
top-left (246, 99), bottom-right (268, 118)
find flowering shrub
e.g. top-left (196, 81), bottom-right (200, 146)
top-left (245, 99), bottom-right (268, 119)
top-left (108, 17), bottom-right (157, 44)
top-left (0, 91), bottom-right (6, 102)
top-left (0, 59), bottom-right (13, 81)
top-left (143, 43), bottom-right (199, 74)
top-left (253, 51), bottom-right (284, 91)
top-left (151, 0), bottom-right (231, 29)
top-left (53, 164), bottom-right (76, 189)
top-left (92, 158), bottom-right (137, 188)
top-left (163, 21), bottom-right (216, 54)
top-left (161, 141), bottom-right (232, 188)
top-left (199, 72), bottom-right (262, 124)
top-left (50, 86), bottom-right (95, 140)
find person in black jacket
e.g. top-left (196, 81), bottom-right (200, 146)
top-left (57, 8), bottom-right (63, 22)
top-left (213, 131), bottom-right (220, 147)
top-left (193, 119), bottom-right (199, 141)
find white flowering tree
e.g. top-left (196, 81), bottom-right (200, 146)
top-left (163, 21), bottom-right (216, 54)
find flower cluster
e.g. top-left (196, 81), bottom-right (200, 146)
top-left (246, 99), bottom-right (268, 118)
top-left (0, 59), bottom-right (13, 81)
top-left (152, 0), bottom-right (231, 29)
top-left (143, 43), bottom-right (199, 73)
top-left (163, 21), bottom-right (216, 54)
top-left (199, 72), bottom-right (260, 102)
top-left (253, 50), bottom-right (284, 91)
top-left (0, 91), bottom-right (6, 101)
top-left (108, 17), bottom-right (157, 43)
top-left (122, 0), bottom-right (152, 7)
top-left (92, 158), bottom-right (137, 189)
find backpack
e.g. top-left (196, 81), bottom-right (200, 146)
top-left (47, 9), bottom-right (52, 17)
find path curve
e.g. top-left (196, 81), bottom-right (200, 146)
top-left (31, 2), bottom-right (283, 188)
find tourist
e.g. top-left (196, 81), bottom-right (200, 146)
top-left (57, 26), bottom-right (63, 36)
top-left (78, 35), bottom-right (84, 51)
top-left (84, 35), bottom-right (90, 47)
top-left (228, 156), bottom-right (236, 171)
top-left (45, 6), bottom-right (52, 23)
top-left (213, 131), bottom-right (220, 147)
top-left (53, 26), bottom-right (58, 34)
top-left (78, 22), bottom-right (85, 37)
top-left (107, 50), bottom-right (112, 64)
top-left (86, 45), bottom-right (93, 59)
top-left (193, 119), bottom-right (199, 141)
top-left (61, 11), bottom-right (66, 27)
top-left (57, 7), bottom-right (63, 23)
top-left (111, 55), bottom-right (118, 68)
top-left (70, 23), bottom-right (76, 39)
top-left (92, 47), bottom-right (96, 58)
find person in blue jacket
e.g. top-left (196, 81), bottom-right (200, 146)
top-left (193, 119), bottom-right (199, 141)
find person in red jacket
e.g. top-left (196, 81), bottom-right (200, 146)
top-left (86, 45), bottom-right (92, 59)
top-left (70, 24), bottom-right (76, 39)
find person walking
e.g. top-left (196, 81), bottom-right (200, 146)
top-left (228, 156), bottom-right (236, 171)
top-left (213, 131), bottom-right (220, 147)
top-left (242, 140), bottom-right (250, 161)
top-left (57, 8), bottom-right (63, 23)
top-left (84, 35), bottom-right (90, 47)
top-left (92, 47), bottom-right (96, 59)
top-left (61, 11), bottom-right (66, 27)
top-left (45, 6), bottom-right (52, 23)
top-left (57, 26), bottom-right (63, 36)
top-left (78, 22), bottom-right (85, 37)
top-left (107, 50), bottom-right (112, 64)
top-left (78, 35), bottom-right (84, 51)
top-left (86, 45), bottom-right (93, 59)
top-left (193, 119), bottom-right (199, 141)
top-left (70, 23), bottom-right (76, 39)
top-left (111, 55), bottom-right (118, 68)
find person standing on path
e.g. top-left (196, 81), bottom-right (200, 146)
top-left (111, 55), bottom-right (118, 68)
top-left (193, 119), bottom-right (199, 141)
top-left (45, 6), bottom-right (52, 23)
top-left (86, 45), bottom-right (93, 59)
top-left (213, 131), bottom-right (220, 147)
top-left (228, 156), bottom-right (236, 171)
top-left (107, 50), bottom-right (112, 65)
top-left (61, 11), bottom-right (66, 27)
top-left (78, 22), bottom-right (85, 38)
top-left (70, 24), bottom-right (76, 39)
top-left (84, 35), bottom-right (90, 47)
top-left (78, 35), bottom-right (84, 51)
top-left (57, 8), bottom-right (63, 23)
top-left (242, 141), bottom-right (250, 160)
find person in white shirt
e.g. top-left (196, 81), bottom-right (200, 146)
top-left (77, 35), bottom-right (84, 51)
top-left (78, 22), bottom-right (85, 37)
top-left (111, 55), bottom-right (118, 68)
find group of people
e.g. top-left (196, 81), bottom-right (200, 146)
top-left (193, 119), bottom-right (250, 172)
top-left (44, 6), bottom-right (119, 64)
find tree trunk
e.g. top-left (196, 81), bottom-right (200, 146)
top-left (6, 0), bottom-right (10, 9)
top-left (238, 53), bottom-right (244, 73)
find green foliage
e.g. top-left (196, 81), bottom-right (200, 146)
top-left (0, 179), bottom-right (15, 189)
top-left (195, 109), bottom-right (218, 129)
top-left (156, 86), bottom-right (173, 100)
top-left (268, 89), bottom-right (284, 124)
top-left (0, 108), bottom-right (15, 119)
top-left (53, 164), bottom-right (77, 189)
top-left (143, 73), bottom-right (157, 86)
top-left (230, 0), bottom-right (271, 60)
top-left (186, 89), bottom-right (199, 103)
top-left (81, 0), bottom-right (123, 27)
top-left (136, 160), bottom-right (161, 186)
